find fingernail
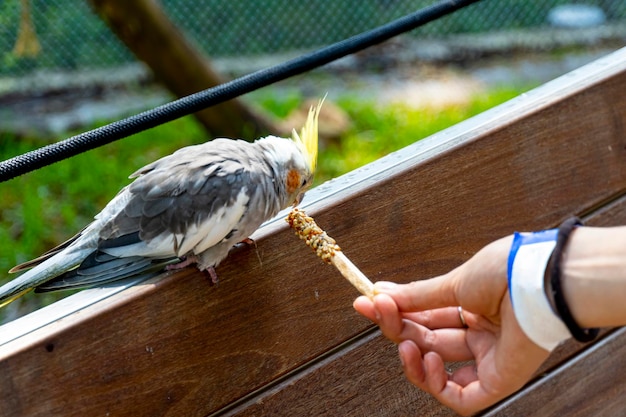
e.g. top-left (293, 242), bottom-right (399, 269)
top-left (374, 281), bottom-right (397, 292)
top-left (398, 343), bottom-right (406, 367)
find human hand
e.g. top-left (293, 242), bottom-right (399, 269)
top-left (354, 236), bottom-right (551, 415)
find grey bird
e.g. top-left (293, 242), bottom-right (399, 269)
top-left (0, 100), bottom-right (322, 307)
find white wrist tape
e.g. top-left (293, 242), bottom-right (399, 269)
top-left (507, 230), bottom-right (571, 351)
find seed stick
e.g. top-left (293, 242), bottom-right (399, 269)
top-left (286, 208), bottom-right (375, 298)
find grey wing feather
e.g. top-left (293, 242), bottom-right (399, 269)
top-left (100, 139), bottom-right (258, 243)
top-left (44, 140), bottom-right (260, 288)
top-left (1, 138), bottom-right (270, 300)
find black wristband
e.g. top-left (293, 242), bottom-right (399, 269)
top-left (548, 217), bottom-right (600, 343)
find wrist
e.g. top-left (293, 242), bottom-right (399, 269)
top-left (561, 226), bottom-right (626, 328)
top-left (545, 218), bottom-right (599, 343)
top-left (507, 228), bottom-right (571, 351)
top-left (507, 219), bottom-right (605, 350)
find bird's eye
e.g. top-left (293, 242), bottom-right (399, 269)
top-left (301, 178), bottom-right (308, 187)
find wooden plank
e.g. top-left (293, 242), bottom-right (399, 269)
top-left (0, 48), bottom-right (625, 416)
top-left (483, 327), bottom-right (626, 417)
top-left (221, 330), bottom-right (458, 417)
top-left (226, 189), bottom-right (626, 417)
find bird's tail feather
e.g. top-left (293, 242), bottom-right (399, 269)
top-left (9, 230), bottom-right (83, 273)
top-left (35, 255), bottom-right (176, 292)
top-left (0, 245), bottom-right (90, 307)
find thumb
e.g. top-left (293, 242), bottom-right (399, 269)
top-left (374, 235), bottom-right (512, 316)
top-left (373, 272), bottom-right (458, 313)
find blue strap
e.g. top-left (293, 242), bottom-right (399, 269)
top-left (507, 228), bottom-right (558, 302)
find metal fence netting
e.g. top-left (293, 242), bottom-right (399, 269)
top-left (1, 0), bottom-right (625, 76)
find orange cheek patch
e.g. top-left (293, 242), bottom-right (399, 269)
top-left (286, 169), bottom-right (300, 193)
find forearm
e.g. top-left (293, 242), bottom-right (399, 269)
top-left (562, 226), bottom-right (626, 328)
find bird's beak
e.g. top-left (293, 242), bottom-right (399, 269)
top-left (293, 192), bottom-right (306, 207)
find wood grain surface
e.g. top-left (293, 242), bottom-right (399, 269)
top-left (484, 327), bottom-right (626, 417)
top-left (1, 48), bottom-right (625, 417)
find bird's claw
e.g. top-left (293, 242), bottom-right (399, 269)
top-left (166, 255), bottom-right (198, 270)
top-left (205, 267), bottom-right (219, 285)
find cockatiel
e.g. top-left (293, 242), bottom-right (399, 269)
top-left (0, 99), bottom-right (323, 307)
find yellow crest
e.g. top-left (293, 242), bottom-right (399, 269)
top-left (292, 96), bottom-right (324, 172)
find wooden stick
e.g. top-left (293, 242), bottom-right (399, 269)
top-left (286, 208), bottom-right (375, 298)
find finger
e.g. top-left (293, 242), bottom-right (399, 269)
top-left (353, 296), bottom-right (377, 322)
top-left (434, 379), bottom-right (499, 416)
top-left (423, 351), bottom-right (449, 395)
top-left (386, 316), bottom-right (473, 362)
top-left (399, 342), bottom-right (496, 416)
top-left (370, 295), bottom-right (475, 361)
top-left (399, 348), bottom-right (449, 396)
top-left (398, 305), bottom-right (499, 338)
top-left (405, 306), bottom-right (472, 329)
top-left (419, 328), bottom-right (473, 361)
top-left (371, 293), bottom-right (405, 342)
top-left (374, 275), bottom-right (458, 313)
top-left (448, 363), bottom-right (478, 387)
top-left (422, 355), bottom-right (496, 416)
top-left (397, 340), bottom-right (425, 385)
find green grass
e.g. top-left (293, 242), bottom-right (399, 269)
top-left (0, 85), bottom-right (528, 320)
top-left (317, 88), bottom-right (524, 183)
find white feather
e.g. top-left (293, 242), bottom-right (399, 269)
top-left (101, 188), bottom-right (250, 258)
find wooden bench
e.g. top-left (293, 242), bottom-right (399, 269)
top-left (1, 47), bottom-right (626, 416)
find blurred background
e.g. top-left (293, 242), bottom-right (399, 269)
top-left (2, 1), bottom-right (625, 74)
top-left (1, 0), bottom-right (625, 321)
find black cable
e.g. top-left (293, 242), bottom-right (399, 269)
top-left (0, 0), bottom-right (482, 183)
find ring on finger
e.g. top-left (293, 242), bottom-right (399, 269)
top-left (458, 306), bottom-right (468, 328)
